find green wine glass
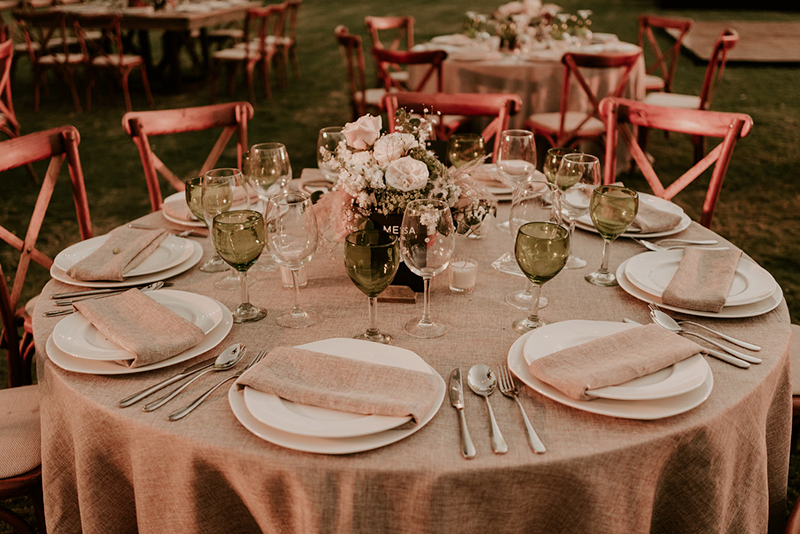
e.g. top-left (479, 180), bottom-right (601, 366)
top-left (447, 133), bottom-right (486, 168)
top-left (212, 210), bottom-right (267, 323)
top-left (184, 175), bottom-right (204, 222)
top-left (585, 185), bottom-right (639, 287)
top-left (513, 221), bottom-right (570, 333)
top-left (344, 229), bottom-right (400, 344)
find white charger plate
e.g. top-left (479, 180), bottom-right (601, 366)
top-left (230, 365), bottom-right (446, 455)
top-left (522, 320), bottom-right (710, 401)
top-left (54, 233), bottom-right (194, 278)
top-left (46, 296), bottom-right (233, 375)
top-left (162, 192), bottom-right (206, 228)
top-left (617, 258), bottom-right (784, 319)
top-left (243, 339), bottom-right (435, 438)
top-left (508, 326), bottom-right (714, 420)
top-left (50, 239), bottom-right (202, 289)
top-left (52, 290), bottom-right (224, 361)
top-left (576, 193), bottom-right (691, 238)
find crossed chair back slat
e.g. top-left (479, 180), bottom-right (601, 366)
top-left (601, 96), bottom-right (752, 228)
top-left (0, 39), bottom-right (19, 137)
top-left (382, 92), bottom-right (522, 162)
top-left (12, 9), bottom-right (70, 63)
top-left (371, 48), bottom-right (446, 92)
top-left (637, 14), bottom-right (693, 93)
top-left (364, 16), bottom-right (413, 87)
top-left (699, 28), bottom-right (738, 111)
top-left (70, 13), bottom-right (124, 65)
top-left (122, 102), bottom-right (254, 212)
top-left (334, 25), bottom-right (369, 119)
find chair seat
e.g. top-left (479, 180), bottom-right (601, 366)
top-left (234, 39), bottom-right (279, 52)
top-left (213, 47), bottom-right (261, 61)
top-left (357, 87), bottom-right (387, 107)
top-left (791, 324), bottom-right (800, 396)
top-left (38, 53), bottom-right (85, 65)
top-left (91, 55), bottom-right (144, 67)
top-left (0, 385), bottom-right (41, 479)
top-left (643, 91), bottom-right (702, 110)
top-left (389, 70), bottom-right (409, 84)
top-left (526, 111), bottom-right (605, 137)
top-left (644, 73), bottom-right (665, 91)
top-left (208, 28), bottom-right (245, 40)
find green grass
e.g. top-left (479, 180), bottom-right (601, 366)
top-left (1, 0), bottom-right (799, 531)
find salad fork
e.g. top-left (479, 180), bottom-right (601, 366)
top-left (497, 365), bottom-right (546, 454)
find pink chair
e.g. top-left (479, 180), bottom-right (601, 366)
top-left (364, 15), bottom-right (414, 87)
top-left (600, 96), bottom-right (752, 228)
top-left (371, 47), bottom-right (446, 93)
top-left (0, 39), bottom-right (19, 138)
top-left (122, 102), bottom-right (254, 212)
top-left (335, 25), bottom-right (382, 120)
top-left (637, 14), bottom-right (693, 93)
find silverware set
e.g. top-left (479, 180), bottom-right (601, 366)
top-left (43, 281), bottom-right (173, 317)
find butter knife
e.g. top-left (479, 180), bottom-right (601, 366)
top-left (449, 368), bottom-right (476, 459)
top-left (117, 356), bottom-right (219, 407)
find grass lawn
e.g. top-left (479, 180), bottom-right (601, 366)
top-left (1, 0), bottom-right (798, 531)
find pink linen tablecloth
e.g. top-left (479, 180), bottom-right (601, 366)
top-left (33, 204), bottom-right (791, 534)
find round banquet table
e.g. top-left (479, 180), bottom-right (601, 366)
top-left (33, 202), bottom-right (791, 534)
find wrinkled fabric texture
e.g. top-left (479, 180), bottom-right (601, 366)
top-left (662, 246), bottom-right (743, 313)
top-left (66, 227), bottom-right (168, 282)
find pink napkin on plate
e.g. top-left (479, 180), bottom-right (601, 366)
top-left (661, 246), bottom-right (743, 313)
top-left (66, 227), bottom-right (168, 282)
top-left (162, 197), bottom-right (199, 223)
top-left (74, 289), bottom-right (205, 368)
top-left (629, 200), bottom-right (684, 234)
top-left (235, 346), bottom-right (440, 423)
top-left (529, 324), bottom-right (703, 401)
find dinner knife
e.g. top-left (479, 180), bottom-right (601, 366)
top-left (449, 368), bottom-right (477, 459)
top-left (52, 283), bottom-right (165, 300)
top-left (117, 356), bottom-right (219, 408)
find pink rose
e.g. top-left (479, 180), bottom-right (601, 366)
top-left (342, 115), bottom-right (382, 150)
top-left (385, 156), bottom-right (429, 191)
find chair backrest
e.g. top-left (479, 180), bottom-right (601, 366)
top-left (0, 125), bottom-right (93, 318)
top-left (637, 14), bottom-right (693, 93)
top-left (371, 48), bottom-right (446, 92)
top-left (364, 16), bottom-right (414, 52)
top-left (600, 96), bottom-right (752, 228)
top-left (281, 0), bottom-right (301, 41)
top-left (69, 13), bottom-right (124, 65)
top-left (12, 9), bottom-right (71, 63)
top-left (121, 102), bottom-right (255, 212)
top-left (699, 28), bottom-right (738, 111)
top-left (0, 39), bottom-right (19, 137)
top-left (382, 92), bottom-right (522, 162)
top-left (244, 5), bottom-right (282, 58)
top-left (554, 49), bottom-right (641, 146)
top-left (334, 25), bottom-right (369, 119)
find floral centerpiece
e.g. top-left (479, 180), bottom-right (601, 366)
top-left (489, 0), bottom-right (562, 50)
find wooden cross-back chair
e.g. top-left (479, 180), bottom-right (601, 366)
top-left (637, 14), bottom-right (693, 93)
top-left (277, 0), bottom-right (301, 81)
top-left (122, 102), bottom-right (254, 212)
top-left (524, 49), bottom-right (641, 150)
top-left (70, 13), bottom-right (153, 112)
top-left (382, 92), bottom-right (522, 162)
top-left (0, 39), bottom-right (20, 138)
top-left (364, 15), bottom-right (414, 88)
top-left (335, 25), bottom-right (384, 120)
top-left (600, 96), bottom-right (752, 228)
top-left (372, 47), bottom-right (446, 93)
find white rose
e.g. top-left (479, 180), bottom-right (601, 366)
top-left (373, 133), bottom-right (416, 165)
top-left (523, 0), bottom-right (541, 16)
top-left (496, 1), bottom-right (524, 18)
top-left (384, 157), bottom-right (429, 191)
top-left (342, 114), bottom-right (382, 150)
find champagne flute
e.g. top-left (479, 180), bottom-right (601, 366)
top-left (543, 147), bottom-right (579, 223)
top-left (513, 221), bottom-right (570, 333)
top-left (505, 180), bottom-right (559, 309)
top-left (585, 185), bottom-right (639, 287)
top-left (496, 129), bottom-right (537, 190)
top-left (344, 229), bottom-right (400, 344)
top-left (199, 169), bottom-right (235, 273)
top-left (447, 133), bottom-right (486, 168)
top-left (317, 127), bottom-right (345, 181)
top-left (556, 153), bottom-right (600, 269)
top-left (265, 191), bottom-right (320, 328)
top-left (211, 210), bottom-right (267, 323)
top-left (399, 199), bottom-right (455, 339)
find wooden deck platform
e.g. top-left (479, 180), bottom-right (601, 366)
top-left (667, 21), bottom-right (800, 63)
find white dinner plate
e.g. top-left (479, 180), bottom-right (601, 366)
top-left (46, 297), bottom-right (233, 375)
top-left (230, 365), bottom-right (446, 455)
top-left (508, 327), bottom-right (714, 420)
top-left (52, 290), bottom-right (224, 361)
top-left (242, 339), bottom-right (434, 438)
top-left (54, 233), bottom-right (194, 278)
top-left (575, 193), bottom-right (691, 238)
top-left (162, 192), bottom-right (206, 228)
top-left (616, 258), bottom-right (785, 319)
top-left (50, 239), bottom-right (202, 289)
top-left (522, 320), bottom-right (710, 401)
top-left (624, 250), bottom-right (777, 307)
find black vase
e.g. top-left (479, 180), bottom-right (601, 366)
top-left (368, 212), bottom-right (424, 293)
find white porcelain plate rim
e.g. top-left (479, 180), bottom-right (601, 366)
top-left (162, 192), bottom-right (207, 228)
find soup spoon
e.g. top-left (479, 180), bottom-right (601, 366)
top-left (468, 364), bottom-right (508, 454)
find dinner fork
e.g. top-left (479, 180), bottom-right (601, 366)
top-left (167, 350), bottom-right (268, 421)
top-left (496, 365), bottom-right (546, 454)
top-left (632, 238), bottom-right (719, 253)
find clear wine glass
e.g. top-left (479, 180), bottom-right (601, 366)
top-left (585, 185), bottom-right (639, 287)
top-left (199, 168), bottom-right (235, 273)
top-left (214, 169), bottom-right (252, 289)
top-left (265, 191), bottom-right (321, 328)
top-left (543, 147), bottom-right (580, 223)
top-left (317, 127), bottom-right (345, 181)
top-left (513, 221), bottom-right (570, 333)
top-left (344, 229), bottom-right (400, 344)
top-left (556, 153), bottom-right (600, 269)
top-left (496, 129), bottom-right (537, 190)
top-left (246, 143), bottom-right (288, 272)
top-left (399, 199), bottom-right (456, 339)
top-left (211, 210), bottom-right (267, 323)
top-left (447, 133), bottom-right (486, 168)
top-left (505, 180), bottom-right (559, 309)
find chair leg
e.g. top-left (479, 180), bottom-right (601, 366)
top-left (226, 62), bottom-right (237, 96)
top-left (210, 59), bottom-right (219, 103)
top-left (262, 56), bottom-right (272, 99)
top-left (290, 45), bottom-right (299, 80)
top-left (62, 67), bottom-right (83, 113)
top-left (85, 68), bottom-right (95, 112)
top-left (139, 65), bottom-right (155, 108)
top-left (120, 69), bottom-right (133, 112)
top-left (32, 480), bottom-right (46, 533)
top-left (245, 62), bottom-right (255, 103)
top-left (0, 507), bottom-right (36, 534)
top-left (33, 69), bottom-right (42, 111)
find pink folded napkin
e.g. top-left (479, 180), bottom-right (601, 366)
top-left (630, 201), bottom-right (684, 234)
top-left (529, 324), bottom-right (703, 401)
top-left (66, 227), bottom-right (168, 281)
top-left (162, 198), bottom-right (199, 223)
top-left (661, 246), bottom-right (742, 313)
top-left (74, 289), bottom-right (205, 368)
top-left (235, 346), bottom-right (441, 423)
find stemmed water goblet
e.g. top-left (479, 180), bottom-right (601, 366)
top-left (585, 185), bottom-right (639, 287)
top-left (211, 210), bottom-right (267, 323)
top-left (556, 153), bottom-right (600, 269)
top-left (543, 147), bottom-right (579, 222)
top-left (265, 191), bottom-right (321, 328)
top-left (198, 169), bottom-right (235, 273)
top-left (317, 127), bottom-right (345, 181)
top-left (245, 143), bottom-right (289, 272)
top-left (496, 129), bottom-right (536, 191)
top-left (447, 133), bottom-right (486, 168)
top-left (344, 229), bottom-right (400, 344)
top-left (399, 199), bottom-right (456, 339)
